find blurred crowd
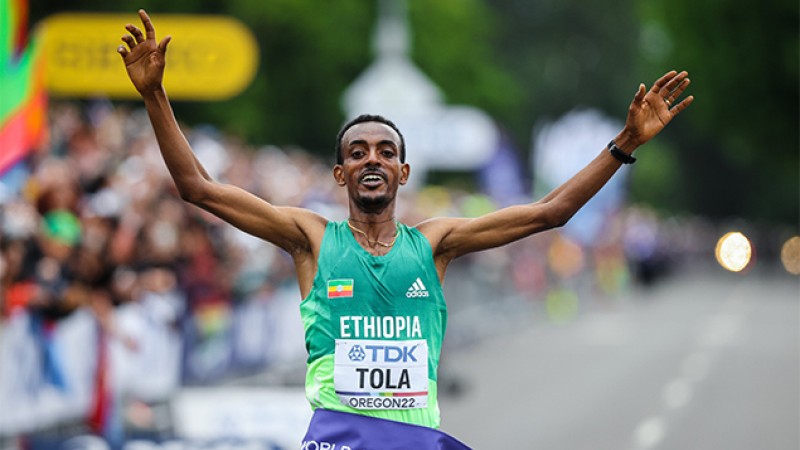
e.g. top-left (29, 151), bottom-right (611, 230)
top-left (0, 100), bottom-right (342, 443)
top-left (0, 100), bottom-right (714, 445)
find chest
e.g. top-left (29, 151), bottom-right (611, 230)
top-left (322, 251), bottom-right (436, 305)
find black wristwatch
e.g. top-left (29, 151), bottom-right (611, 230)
top-left (607, 140), bottom-right (636, 164)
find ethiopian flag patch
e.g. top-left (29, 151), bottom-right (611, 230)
top-left (327, 279), bottom-right (354, 298)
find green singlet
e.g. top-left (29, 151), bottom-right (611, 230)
top-left (300, 220), bottom-right (448, 428)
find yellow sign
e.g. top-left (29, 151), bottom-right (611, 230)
top-left (37, 13), bottom-right (259, 100)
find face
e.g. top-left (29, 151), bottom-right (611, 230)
top-left (334, 122), bottom-right (410, 214)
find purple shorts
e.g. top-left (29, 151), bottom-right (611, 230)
top-left (301, 409), bottom-right (472, 450)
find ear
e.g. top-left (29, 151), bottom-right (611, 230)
top-left (399, 163), bottom-right (410, 185)
top-left (333, 164), bottom-right (346, 186)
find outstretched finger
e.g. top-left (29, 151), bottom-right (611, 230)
top-left (139, 9), bottom-right (157, 41)
top-left (158, 36), bottom-right (172, 54)
top-left (649, 70), bottom-right (678, 94)
top-left (670, 95), bottom-right (694, 116)
top-left (126, 23), bottom-right (145, 44)
top-left (117, 44), bottom-right (129, 58)
top-left (668, 77), bottom-right (691, 102)
top-left (121, 34), bottom-right (136, 50)
top-left (661, 71), bottom-right (688, 97)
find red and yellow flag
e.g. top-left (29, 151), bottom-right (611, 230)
top-left (327, 279), bottom-right (354, 298)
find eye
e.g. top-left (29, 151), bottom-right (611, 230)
top-left (381, 148), bottom-right (396, 158)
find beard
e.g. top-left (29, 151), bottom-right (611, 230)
top-left (353, 191), bottom-right (393, 214)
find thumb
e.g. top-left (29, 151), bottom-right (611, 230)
top-left (634, 83), bottom-right (646, 102)
top-left (628, 83), bottom-right (646, 114)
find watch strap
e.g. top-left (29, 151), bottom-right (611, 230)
top-left (608, 140), bottom-right (636, 164)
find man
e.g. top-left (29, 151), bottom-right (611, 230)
top-left (118, 9), bottom-right (692, 449)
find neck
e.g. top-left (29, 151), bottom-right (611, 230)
top-left (348, 215), bottom-right (395, 224)
top-left (347, 205), bottom-right (397, 225)
top-left (346, 217), bottom-right (398, 249)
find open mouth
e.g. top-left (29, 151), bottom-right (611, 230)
top-left (360, 173), bottom-right (386, 187)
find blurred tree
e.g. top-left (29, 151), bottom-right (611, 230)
top-left (409, 0), bottom-right (523, 132)
top-left (30, 0), bottom-right (513, 162)
top-left (32, 0), bottom-right (375, 155)
top-left (637, 0), bottom-right (799, 225)
top-left (27, 0), bottom-right (798, 225)
top-left (482, 0), bottom-right (642, 147)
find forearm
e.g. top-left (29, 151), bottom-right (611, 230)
top-left (538, 131), bottom-right (638, 225)
top-left (141, 87), bottom-right (212, 201)
top-left (534, 70), bottom-right (694, 227)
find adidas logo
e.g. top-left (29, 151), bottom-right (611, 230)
top-left (406, 277), bottom-right (429, 298)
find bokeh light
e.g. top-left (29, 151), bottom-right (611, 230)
top-left (545, 287), bottom-right (579, 324)
top-left (780, 236), bottom-right (800, 275)
top-left (547, 234), bottom-right (585, 279)
top-left (714, 231), bottom-right (752, 272)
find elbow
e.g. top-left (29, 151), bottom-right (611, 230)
top-left (174, 178), bottom-right (212, 206)
top-left (549, 217), bottom-right (570, 230)
top-left (552, 217), bottom-right (572, 229)
top-left (553, 209), bottom-right (577, 229)
top-left (540, 202), bottom-right (577, 230)
top-left (177, 188), bottom-right (199, 205)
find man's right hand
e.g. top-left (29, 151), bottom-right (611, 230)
top-left (117, 9), bottom-right (171, 96)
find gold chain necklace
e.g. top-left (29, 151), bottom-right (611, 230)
top-left (347, 219), bottom-right (398, 248)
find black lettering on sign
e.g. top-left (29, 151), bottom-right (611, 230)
top-left (356, 368), bottom-right (369, 388)
top-left (398, 369), bottom-right (410, 389)
top-left (54, 41), bottom-right (117, 69)
top-left (357, 368), bottom-right (414, 389)
top-left (370, 368), bottom-right (383, 388)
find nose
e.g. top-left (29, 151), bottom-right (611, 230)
top-left (365, 148), bottom-right (381, 165)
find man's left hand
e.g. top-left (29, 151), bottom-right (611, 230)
top-left (620, 70), bottom-right (694, 150)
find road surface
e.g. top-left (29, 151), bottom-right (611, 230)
top-left (438, 268), bottom-right (799, 450)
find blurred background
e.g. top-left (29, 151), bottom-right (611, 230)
top-left (1, 0), bottom-right (797, 449)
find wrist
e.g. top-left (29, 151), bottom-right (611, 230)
top-left (140, 86), bottom-right (168, 103)
top-left (607, 140), bottom-right (636, 164)
top-left (612, 131), bottom-right (639, 154)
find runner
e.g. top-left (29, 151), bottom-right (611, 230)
top-left (118, 9), bottom-right (693, 449)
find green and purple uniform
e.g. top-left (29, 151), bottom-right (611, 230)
top-left (300, 220), bottom-right (447, 428)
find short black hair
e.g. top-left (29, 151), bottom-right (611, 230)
top-left (335, 114), bottom-right (406, 164)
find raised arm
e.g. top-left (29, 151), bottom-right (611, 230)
top-left (117, 10), bottom-right (325, 259)
top-left (421, 70), bottom-right (694, 275)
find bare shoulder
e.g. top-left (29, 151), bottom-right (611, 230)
top-left (414, 217), bottom-right (469, 254)
top-left (277, 206), bottom-right (329, 252)
top-left (280, 205), bottom-right (329, 226)
top-left (277, 207), bottom-right (328, 297)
